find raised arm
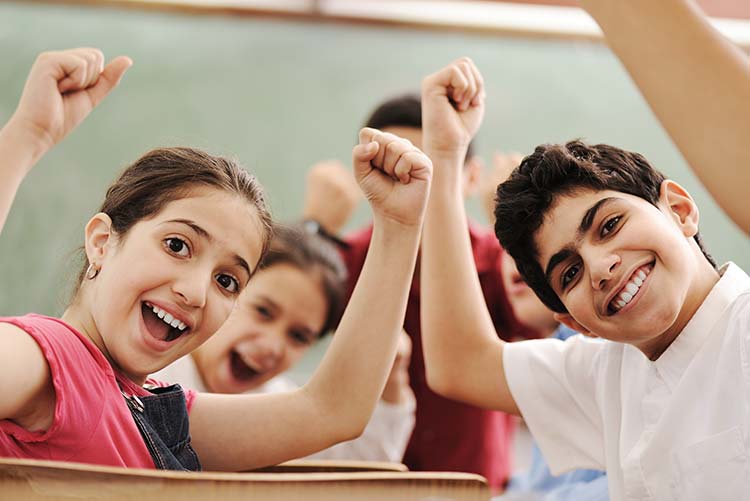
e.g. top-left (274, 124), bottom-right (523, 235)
top-left (419, 58), bottom-right (519, 415)
top-left (189, 130), bottom-right (431, 471)
top-left (302, 159), bottom-right (362, 235)
top-left (0, 48), bottom-right (131, 235)
top-left (580, 0), bottom-right (750, 232)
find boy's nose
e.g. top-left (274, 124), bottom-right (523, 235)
top-left (589, 252), bottom-right (621, 291)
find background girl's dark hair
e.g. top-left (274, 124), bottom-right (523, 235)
top-left (494, 140), bottom-right (716, 313)
top-left (260, 223), bottom-right (348, 338)
top-left (73, 147), bottom-right (273, 297)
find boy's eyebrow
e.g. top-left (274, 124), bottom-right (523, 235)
top-left (543, 197), bottom-right (618, 284)
top-left (167, 219), bottom-right (251, 278)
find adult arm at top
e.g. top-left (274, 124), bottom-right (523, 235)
top-left (419, 58), bottom-right (520, 416)
top-left (580, 0), bottom-right (750, 233)
top-left (189, 129), bottom-right (432, 471)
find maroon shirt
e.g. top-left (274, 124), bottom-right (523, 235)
top-left (341, 222), bottom-right (534, 489)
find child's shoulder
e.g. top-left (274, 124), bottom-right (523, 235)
top-left (0, 314), bottom-right (112, 379)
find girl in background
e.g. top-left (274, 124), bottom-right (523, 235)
top-left (155, 224), bottom-right (415, 462)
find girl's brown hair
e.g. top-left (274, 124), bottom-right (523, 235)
top-left (74, 147), bottom-right (273, 293)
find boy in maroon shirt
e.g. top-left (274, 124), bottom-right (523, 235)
top-left (303, 94), bottom-right (534, 489)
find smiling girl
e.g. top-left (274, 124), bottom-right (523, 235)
top-left (0, 48), bottom-right (431, 472)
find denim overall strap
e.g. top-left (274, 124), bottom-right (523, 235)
top-left (122, 384), bottom-right (202, 471)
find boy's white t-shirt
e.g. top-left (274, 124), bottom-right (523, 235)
top-left (153, 356), bottom-right (415, 463)
top-left (504, 263), bottom-right (750, 501)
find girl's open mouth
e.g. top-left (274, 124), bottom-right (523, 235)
top-left (229, 350), bottom-right (261, 382)
top-left (141, 302), bottom-right (190, 343)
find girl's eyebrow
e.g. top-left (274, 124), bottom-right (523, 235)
top-left (165, 219), bottom-right (251, 277)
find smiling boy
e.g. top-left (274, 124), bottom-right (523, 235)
top-left (419, 58), bottom-right (750, 501)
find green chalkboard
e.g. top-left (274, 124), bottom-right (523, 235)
top-left (2, 1), bottom-right (748, 324)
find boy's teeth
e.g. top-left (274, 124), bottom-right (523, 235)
top-left (148, 303), bottom-right (188, 332)
top-left (610, 264), bottom-right (653, 313)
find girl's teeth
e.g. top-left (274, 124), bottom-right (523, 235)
top-left (625, 283), bottom-right (639, 295)
top-left (148, 303), bottom-right (188, 332)
top-left (637, 270), bottom-right (647, 280)
top-left (633, 276), bottom-right (643, 287)
top-left (620, 291), bottom-right (633, 302)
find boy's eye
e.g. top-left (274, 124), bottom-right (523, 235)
top-left (561, 262), bottom-right (581, 289)
top-left (601, 215), bottom-right (622, 237)
top-left (165, 237), bottom-right (190, 257)
top-left (215, 273), bottom-right (239, 293)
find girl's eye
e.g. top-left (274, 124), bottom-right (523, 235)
top-left (256, 305), bottom-right (272, 319)
top-left (601, 216), bottom-right (622, 237)
top-left (561, 262), bottom-right (581, 290)
top-left (165, 237), bottom-right (190, 257)
top-left (215, 273), bottom-right (239, 293)
top-left (289, 330), bottom-right (313, 346)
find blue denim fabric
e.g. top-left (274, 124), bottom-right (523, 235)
top-left (124, 384), bottom-right (201, 471)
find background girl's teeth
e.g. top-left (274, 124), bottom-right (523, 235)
top-left (170, 318), bottom-right (179, 328)
top-left (164, 313), bottom-right (174, 323)
top-left (157, 310), bottom-right (166, 319)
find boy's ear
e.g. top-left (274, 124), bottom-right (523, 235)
top-left (659, 180), bottom-right (700, 238)
top-left (84, 212), bottom-right (114, 265)
top-left (462, 155), bottom-right (483, 197)
top-left (553, 313), bottom-right (598, 338)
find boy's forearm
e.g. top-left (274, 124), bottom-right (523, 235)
top-left (420, 152), bottom-right (508, 404)
top-left (581, 0), bottom-right (750, 232)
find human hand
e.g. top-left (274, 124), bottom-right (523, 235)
top-left (421, 57), bottom-right (485, 160)
top-left (9, 48), bottom-right (132, 159)
top-left (381, 330), bottom-right (413, 405)
top-left (480, 151), bottom-right (524, 225)
top-left (302, 160), bottom-right (362, 234)
top-left (352, 128), bottom-right (432, 227)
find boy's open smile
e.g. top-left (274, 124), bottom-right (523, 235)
top-left (605, 261), bottom-right (653, 316)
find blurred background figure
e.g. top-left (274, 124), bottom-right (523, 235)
top-left (154, 224), bottom-right (416, 463)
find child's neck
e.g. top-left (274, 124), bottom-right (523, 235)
top-left (61, 302), bottom-right (147, 386)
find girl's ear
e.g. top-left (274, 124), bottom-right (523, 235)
top-left (84, 212), bottom-right (114, 266)
top-left (659, 180), bottom-right (699, 238)
top-left (553, 313), bottom-right (597, 338)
